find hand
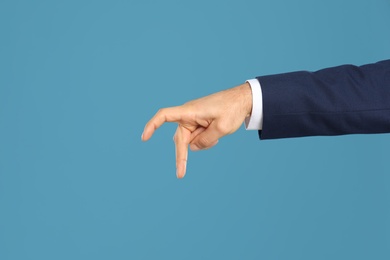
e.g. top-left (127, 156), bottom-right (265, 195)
top-left (141, 83), bottom-right (253, 179)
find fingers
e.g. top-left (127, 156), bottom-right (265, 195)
top-left (173, 125), bottom-right (192, 179)
top-left (190, 121), bottom-right (222, 151)
top-left (189, 126), bottom-right (206, 142)
top-left (141, 107), bottom-right (183, 141)
top-left (172, 126), bottom-right (205, 179)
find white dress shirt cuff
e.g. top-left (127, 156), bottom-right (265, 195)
top-left (244, 79), bottom-right (263, 130)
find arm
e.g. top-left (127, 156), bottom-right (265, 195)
top-left (258, 59), bottom-right (390, 139)
top-left (142, 59), bottom-right (390, 178)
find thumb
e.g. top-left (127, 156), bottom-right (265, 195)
top-left (189, 122), bottom-right (222, 151)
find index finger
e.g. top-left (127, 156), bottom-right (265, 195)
top-left (141, 106), bottom-right (183, 141)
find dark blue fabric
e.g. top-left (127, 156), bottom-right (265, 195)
top-left (257, 59), bottom-right (390, 139)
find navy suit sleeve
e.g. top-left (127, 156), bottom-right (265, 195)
top-left (256, 59), bottom-right (390, 139)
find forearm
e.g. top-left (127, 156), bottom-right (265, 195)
top-left (257, 59), bottom-right (390, 139)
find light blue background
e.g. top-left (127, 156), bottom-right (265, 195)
top-left (1, 0), bottom-right (389, 259)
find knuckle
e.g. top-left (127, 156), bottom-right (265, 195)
top-left (173, 130), bottom-right (180, 143)
top-left (216, 121), bottom-right (230, 135)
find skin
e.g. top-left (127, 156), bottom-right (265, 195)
top-left (141, 83), bottom-right (253, 178)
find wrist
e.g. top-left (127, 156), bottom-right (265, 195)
top-left (239, 83), bottom-right (253, 117)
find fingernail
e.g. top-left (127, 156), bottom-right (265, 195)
top-left (191, 144), bottom-right (201, 151)
top-left (141, 133), bottom-right (144, 140)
